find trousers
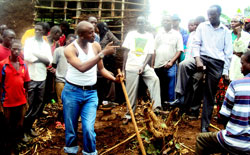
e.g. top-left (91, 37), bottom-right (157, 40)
top-left (4, 104), bottom-right (26, 154)
top-left (175, 56), bottom-right (224, 128)
top-left (125, 66), bottom-right (161, 119)
top-left (62, 82), bottom-right (98, 155)
top-left (24, 80), bottom-right (46, 132)
top-left (155, 64), bottom-right (177, 103)
top-left (195, 132), bottom-right (227, 155)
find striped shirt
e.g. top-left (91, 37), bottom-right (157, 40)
top-left (217, 73), bottom-right (250, 154)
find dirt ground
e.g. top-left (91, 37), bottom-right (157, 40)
top-left (19, 100), bottom-right (223, 155)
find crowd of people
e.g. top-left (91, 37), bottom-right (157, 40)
top-left (0, 4), bottom-right (249, 155)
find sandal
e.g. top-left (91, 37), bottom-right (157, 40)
top-left (55, 121), bottom-right (64, 129)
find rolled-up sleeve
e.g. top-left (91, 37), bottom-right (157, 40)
top-left (192, 25), bottom-right (202, 58)
top-left (222, 29), bottom-right (233, 76)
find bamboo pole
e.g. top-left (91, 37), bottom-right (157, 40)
top-left (35, 6), bottom-right (144, 12)
top-left (75, 1), bottom-right (82, 24)
top-left (111, 0), bottom-right (115, 17)
top-left (64, 1), bottom-right (68, 20)
top-left (121, 0), bottom-right (125, 42)
top-left (40, 0), bottom-right (146, 6)
top-left (50, 0), bottom-right (54, 13)
top-left (117, 69), bottom-right (146, 155)
top-left (50, 0), bottom-right (54, 23)
top-left (98, 0), bottom-right (102, 19)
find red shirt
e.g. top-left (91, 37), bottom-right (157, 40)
top-left (0, 44), bottom-right (11, 61)
top-left (0, 57), bottom-right (30, 107)
top-left (59, 34), bottom-right (66, 46)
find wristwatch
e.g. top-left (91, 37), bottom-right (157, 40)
top-left (98, 52), bottom-right (104, 59)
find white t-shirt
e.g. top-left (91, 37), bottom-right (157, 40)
top-left (123, 31), bottom-right (154, 71)
top-left (24, 37), bottom-right (53, 81)
top-left (154, 28), bottom-right (183, 68)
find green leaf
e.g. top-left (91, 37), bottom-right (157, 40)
top-left (145, 137), bottom-right (150, 143)
top-left (149, 144), bottom-right (155, 154)
top-left (175, 143), bottom-right (181, 150)
top-left (140, 134), bottom-right (146, 139)
top-left (157, 149), bottom-right (161, 153)
top-left (161, 123), bottom-right (167, 128)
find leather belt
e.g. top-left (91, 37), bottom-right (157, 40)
top-left (66, 80), bottom-right (97, 90)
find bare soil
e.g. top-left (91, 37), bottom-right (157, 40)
top-left (19, 101), bottom-right (223, 155)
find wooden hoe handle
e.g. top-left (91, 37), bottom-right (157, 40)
top-left (118, 69), bottom-right (146, 155)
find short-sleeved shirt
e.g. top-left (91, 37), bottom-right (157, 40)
top-left (217, 73), bottom-right (250, 153)
top-left (0, 57), bottom-right (30, 107)
top-left (123, 30), bottom-right (154, 71)
top-left (0, 44), bottom-right (11, 61)
top-left (53, 46), bottom-right (68, 83)
top-left (154, 29), bottom-right (183, 68)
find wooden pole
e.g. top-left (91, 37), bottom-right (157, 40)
top-left (50, 1), bottom-right (54, 12)
top-left (51, 0), bottom-right (54, 23)
top-left (75, 1), bottom-right (82, 24)
top-left (98, 0), bottom-right (102, 20)
top-left (64, 1), bottom-right (68, 20)
top-left (111, 0), bottom-right (115, 17)
top-left (121, 0), bottom-right (125, 41)
top-left (117, 69), bottom-right (146, 155)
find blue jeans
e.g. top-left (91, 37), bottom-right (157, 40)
top-left (62, 82), bottom-right (98, 155)
top-left (155, 64), bottom-right (177, 102)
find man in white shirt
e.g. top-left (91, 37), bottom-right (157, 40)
top-left (154, 15), bottom-right (183, 107)
top-left (122, 16), bottom-right (161, 124)
top-left (62, 21), bottom-right (120, 155)
top-left (23, 22), bottom-right (53, 139)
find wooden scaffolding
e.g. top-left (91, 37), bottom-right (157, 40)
top-left (35, 0), bottom-right (148, 41)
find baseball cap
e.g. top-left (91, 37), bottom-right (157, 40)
top-left (172, 14), bottom-right (181, 21)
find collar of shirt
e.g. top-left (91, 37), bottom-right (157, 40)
top-left (158, 28), bottom-right (175, 35)
top-left (205, 21), bottom-right (225, 30)
top-left (5, 56), bottom-right (24, 65)
top-left (245, 73), bottom-right (250, 77)
top-left (3, 56), bottom-right (25, 75)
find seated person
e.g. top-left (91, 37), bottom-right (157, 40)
top-left (195, 50), bottom-right (250, 155)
